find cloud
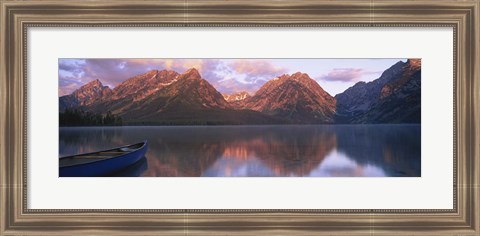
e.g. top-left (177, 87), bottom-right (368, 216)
top-left (319, 68), bottom-right (364, 82)
top-left (195, 60), bottom-right (265, 94)
top-left (319, 68), bottom-right (381, 82)
top-left (205, 60), bottom-right (286, 94)
top-left (58, 77), bottom-right (83, 96)
top-left (58, 60), bottom-right (88, 95)
top-left (209, 60), bottom-right (287, 94)
top-left (230, 60), bottom-right (287, 78)
top-left (59, 59), bottom-right (177, 94)
top-left (58, 59), bottom-right (287, 96)
top-left (211, 78), bottom-right (259, 94)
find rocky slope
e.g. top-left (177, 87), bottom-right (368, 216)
top-left (86, 69), bottom-right (180, 114)
top-left (243, 72), bottom-right (336, 123)
top-left (122, 68), bottom-right (232, 120)
top-left (222, 91), bottom-right (251, 109)
top-left (59, 79), bottom-right (112, 112)
top-left (111, 69), bottom-right (179, 101)
top-left (335, 59), bottom-right (421, 123)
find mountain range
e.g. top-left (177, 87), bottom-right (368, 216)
top-left (59, 59), bottom-right (421, 125)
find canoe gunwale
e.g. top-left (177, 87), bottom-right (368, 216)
top-left (59, 141), bottom-right (147, 168)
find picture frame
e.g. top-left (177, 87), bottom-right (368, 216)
top-left (1, 0), bottom-right (478, 235)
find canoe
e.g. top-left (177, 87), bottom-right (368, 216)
top-left (110, 157), bottom-right (148, 177)
top-left (59, 141), bottom-right (148, 177)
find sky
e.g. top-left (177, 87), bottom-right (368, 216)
top-left (59, 58), bottom-right (407, 96)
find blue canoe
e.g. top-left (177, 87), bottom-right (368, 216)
top-left (59, 141), bottom-right (148, 177)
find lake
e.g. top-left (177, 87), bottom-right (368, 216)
top-left (59, 125), bottom-right (421, 177)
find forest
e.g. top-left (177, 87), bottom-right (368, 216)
top-left (59, 109), bottom-right (123, 126)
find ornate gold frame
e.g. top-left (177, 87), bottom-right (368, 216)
top-left (1, 0), bottom-right (479, 235)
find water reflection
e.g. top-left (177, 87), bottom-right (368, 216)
top-left (59, 125), bottom-right (421, 177)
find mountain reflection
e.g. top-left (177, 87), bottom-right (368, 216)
top-left (334, 125), bottom-right (421, 177)
top-left (59, 125), bottom-right (420, 177)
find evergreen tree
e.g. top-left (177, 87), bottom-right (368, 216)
top-left (59, 108), bottom-right (123, 126)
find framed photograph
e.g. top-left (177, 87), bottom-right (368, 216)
top-left (58, 58), bottom-right (421, 178)
top-left (1, 0), bottom-right (479, 235)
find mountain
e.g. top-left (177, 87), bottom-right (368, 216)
top-left (59, 79), bottom-right (112, 112)
top-left (111, 69), bottom-right (179, 101)
top-left (335, 59), bottom-right (421, 123)
top-left (87, 69), bottom-right (179, 114)
top-left (91, 68), bottom-right (286, 125)
top-left (122, 68), bottom-right (231, 119)
top-left (222, 91), bottom-right (251, 109)
top-left (59, 60), bottom-right (421, 125)
top-left (223, 91), bottom-right (251, 102)
top-left (243, 72), bottom-right (336, 123)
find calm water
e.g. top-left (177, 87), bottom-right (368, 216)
top-left (59, 125), bottom-right (421, 177)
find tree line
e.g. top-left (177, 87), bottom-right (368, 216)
top-left (59, 108), bottom-right (123, 126)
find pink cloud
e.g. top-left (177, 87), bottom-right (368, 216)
top-left (320, 68), bottom-right (379, 82)
top-left (59, 81), bottom-right (82, 96)
top-left (212, 78), bottom-right (258, 94)
top-left (58, 59), bottom-right (284, 96)
top-left (230, 60), bottom-right (287, 76)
